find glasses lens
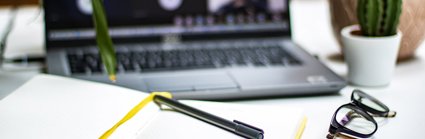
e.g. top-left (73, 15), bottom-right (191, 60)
top-left (353, 90), bottom-right (387, 112)
top-left (336, 107), bottom-right (377, 135)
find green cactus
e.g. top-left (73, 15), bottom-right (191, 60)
top-left (357, 0), bottom-right (403, 36)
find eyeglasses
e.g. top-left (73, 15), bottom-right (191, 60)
top-left (327, 89), bottom-right (396, 139)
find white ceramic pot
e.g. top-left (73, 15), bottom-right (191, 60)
top-left (341, 25), bottom-right (402, 86)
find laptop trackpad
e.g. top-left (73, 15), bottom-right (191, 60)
top-left (143, 73), bottom-right (238, 92)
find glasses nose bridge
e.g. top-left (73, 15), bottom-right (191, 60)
top-left (349, 101), bottom-right (363, 110)
top-left (350, 102), bottom-right (382, 121)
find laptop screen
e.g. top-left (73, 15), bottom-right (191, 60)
top-left (44, 0), bottom-right (290, 46)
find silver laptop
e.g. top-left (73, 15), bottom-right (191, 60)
top-left (44, 0), bottom-right (346, 100)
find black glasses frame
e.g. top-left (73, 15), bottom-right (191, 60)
top-left (327, 89), bottom-right (396, 139)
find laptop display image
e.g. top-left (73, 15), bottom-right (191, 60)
top-left (44, 0), bottom-right (346, 100)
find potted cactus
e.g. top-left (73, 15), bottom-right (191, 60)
top-left (329, 0), bottom-right (425, 61)
top-left (341, 0), bottom-right (403, 86)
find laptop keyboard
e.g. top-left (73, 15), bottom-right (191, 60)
top-left (67, 45), bottom-right (301, 74)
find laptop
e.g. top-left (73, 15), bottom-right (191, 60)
top-left (43, 0), bottom-right (346, 100)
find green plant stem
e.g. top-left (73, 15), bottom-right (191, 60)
top-left (91, 0), bottom-right (117, 82)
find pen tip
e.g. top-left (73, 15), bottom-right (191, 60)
top-left (109, 75), bottom-right (116, 83)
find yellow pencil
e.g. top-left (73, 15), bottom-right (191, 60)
top-left (295, 116), bottom-right (308, 139)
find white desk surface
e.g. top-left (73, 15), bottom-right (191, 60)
top-left (1, 0), bottom-right (425, 138)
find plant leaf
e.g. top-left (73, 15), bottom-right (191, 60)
top-left (91, 0), bottom-right (117, 82)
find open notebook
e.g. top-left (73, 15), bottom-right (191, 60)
top-left (0, 74), bottom-right (305, 139)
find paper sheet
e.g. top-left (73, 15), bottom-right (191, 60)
top-left (0, 74), bottom-right (149, 139)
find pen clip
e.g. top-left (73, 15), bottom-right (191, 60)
top-left (234, 120), bottom-right (264, 133)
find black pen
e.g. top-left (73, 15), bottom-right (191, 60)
top-left (153, 95), bottom-right (264, 139)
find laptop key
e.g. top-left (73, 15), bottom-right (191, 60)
top-left (116, 53), bottom-right (135, 72)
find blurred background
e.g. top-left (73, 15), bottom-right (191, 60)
top-left (0, 0), bottom-right (39, 6)
top-left (0, 0), bottom-right (317, 6)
